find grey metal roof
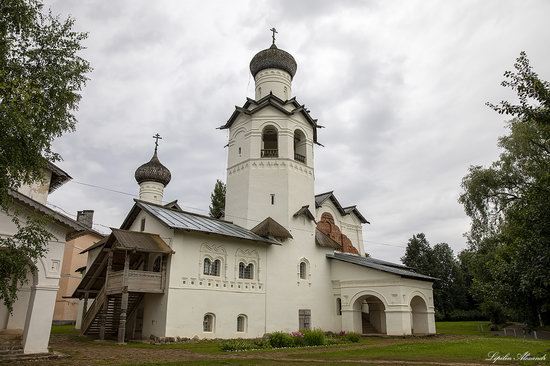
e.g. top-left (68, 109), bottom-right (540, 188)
top-left (136, 200), bottom-right (279, 245)
top-left (327, 252), bottom-right (436, 282)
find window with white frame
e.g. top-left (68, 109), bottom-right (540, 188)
top-left (203, 313), bottom-right (215, 332)
top-left (336, 297), bottom-right (342, 315)
top-left (238, 262), bottom-right (254, 279)
top-left (299, 261), bottom-right (307, 280)
top-left (237, 314), bottom-right (247, 332)
top-left (203, 258), bottom-right (221, 276)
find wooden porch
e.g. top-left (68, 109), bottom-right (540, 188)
top-left (73, 229), bottom-right (173, 344)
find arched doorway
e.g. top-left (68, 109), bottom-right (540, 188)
top-left (352, 295), bottom-right (386, 334)
top-left (410, 295), bottom-right (429, 334)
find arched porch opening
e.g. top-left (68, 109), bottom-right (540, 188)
top-left (352, 295), bottom-right (387, 335)
top-left (410, 295), bottom-right (429, 334)
top-left (293, 129), bottom-right (306, 164)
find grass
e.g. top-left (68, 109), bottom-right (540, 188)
top-left (287, 336), bottom-right (550, 363)
top-left (51, 324), bottom-right (80, 335)
top-left (436, 320), bottom-right (491, 335)
top-left (49, 322), bottom-right (550, 365)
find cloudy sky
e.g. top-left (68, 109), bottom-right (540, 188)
top-left (45, 0), bottom-right (550, 262)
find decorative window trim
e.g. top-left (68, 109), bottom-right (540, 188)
top-left (238, 261), bottom-right (255, 280)
top-left (235, 248), bottom-right (260, 282)
top-left (200, 243), bottom-right (227, 279)
top-left (297, 258), bottom-right (310, 282)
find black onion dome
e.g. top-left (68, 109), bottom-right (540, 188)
top-left (134, 151), bottom-right (171, 186)
top-left (249, 44), bottom-right (297, 79)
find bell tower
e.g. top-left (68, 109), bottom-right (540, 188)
top-left (220, 31), bottom-right (320, 230)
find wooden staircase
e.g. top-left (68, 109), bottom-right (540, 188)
top-left (81, 285), bottom-right (143, 338)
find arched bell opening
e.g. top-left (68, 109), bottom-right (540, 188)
top-left (261, 126), bottom-right (278, 158)
top-left (293, 129), bottom-right (306, 164)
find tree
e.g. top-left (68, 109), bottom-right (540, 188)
top-left (402, 234), bottom-right (469, 319)
top-left (0, 0), bottom-right (91, 311)
top-left (209, 179), bottom-right (226, 219)
top-left (401, 233), bottom-right (432, 273)
top-left (459, 52), bottom-right (550, 327)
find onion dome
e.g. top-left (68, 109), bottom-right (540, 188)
top-left (134, 151), bottom-right (171, 186)
top-left (250, 44), bottom-right (297, 79)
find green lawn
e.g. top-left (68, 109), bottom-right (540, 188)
top-left (49, 322), bottom-right (550, 365)
top-left (436, 320), bottom-right (491, 335)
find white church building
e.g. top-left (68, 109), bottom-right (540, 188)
top-left (73, 36), bottom-right (436, 342)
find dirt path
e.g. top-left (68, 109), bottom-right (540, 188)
top-left (7, 334), bottom-right (505, 366)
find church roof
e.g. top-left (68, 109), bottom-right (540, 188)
top-left (8, 189), bottom-right (93, 234)
top-left (123, 200), bottom-right (280, 245)
top-left (135, 151), bottom-right (171, 186)
top-left (219, 93), bottom-right (322, 144)
top-left (327, 252), bottom-right (437, 282)
top-left (315, 191), bottom-right (369, 224)
top-left (47, 161), bottom-right (72, 193)
top-left (250, 44), bottom-right (297, 79)
top-left (315, 229), bottom-right (341, 249)
top-left (293, 205), bottom-right (316, 222)
top-left (110, 228), bottom-right (174, 254)
top-left (251, 217), bottom-right (293, 240)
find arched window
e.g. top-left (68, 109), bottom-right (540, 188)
top-left (203, 313), bottom-right (215, 332)
top-left (153, 256), bottom-right (161, 272)
top-left (203, 258), bottom-right (221, 276)
top-left (294, 129), bottom-right (306, 164)
top-left (203, 258), bottom-right (211, 275)
top-left (238, 262), bottom-right (254, 279)
top-left (299, 261), bottom-right (307, 280)
top-left (237, 314), bottom-right (247, 332)
top-left (261, 126), bottom-right (278, 158)
top-left (336, 298), bottom-right (342, 315)
top-left (211, 259), bottom-right (221, 276)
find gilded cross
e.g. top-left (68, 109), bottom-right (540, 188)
top-left (270, 27), bottom-right (278, 45)
top-left (152, 133), bottom-right (162, 152)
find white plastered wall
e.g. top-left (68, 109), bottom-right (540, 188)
top-left (330, 259), bottom-right (436, 335)
top-left (0, 203), bottom-right (68, 353)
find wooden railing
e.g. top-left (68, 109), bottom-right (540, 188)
top-left (106, 269), bottom-right (164, 294)
top-left (261, 149), bottom-right (278, 158)
top-left (81, 285), bottom-right (106, 335)
top-left (294, 153), bottom-right (306, 163)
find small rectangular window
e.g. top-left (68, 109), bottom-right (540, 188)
top-left (140, 218), bottom-right (146, 232)
top-left (270, 194), bottom-right (275, 205)
top-left (299, 309), bottom-right (311, 330)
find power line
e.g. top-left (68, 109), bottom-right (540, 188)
top-left (62, 179), bottom-right (408, 249)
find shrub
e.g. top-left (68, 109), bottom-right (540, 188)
top-left (344, 332), bottom-right (361, 343)
top-left (448, 309), bottom-right (488, 321)
top-left (291, 331), bottom-right (305, 346)
top-left (269, 332), bottom-right (295, 348)
top-left (253, 338), bottom-right (272, 349)
top-left (302, 328), bottom-right (326, 346)
top-left (219, 339), bottom-right (254, 351)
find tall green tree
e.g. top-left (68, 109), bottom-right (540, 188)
top-left (209, 179), bottom-right (226, 219)
top-left (459, 52), bottom-right (550, 327)
top-left (402, 234), bottom-right (468, 318)
top-left (0, 0), bottom-right (91, 311)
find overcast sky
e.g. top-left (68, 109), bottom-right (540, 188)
top-left (45, 0), bottom-right (550, 262)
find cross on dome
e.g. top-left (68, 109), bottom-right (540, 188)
top-left (270, 27), bottom-right (277, 45)
top-left (152, 133), bottom-right (162, 153)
